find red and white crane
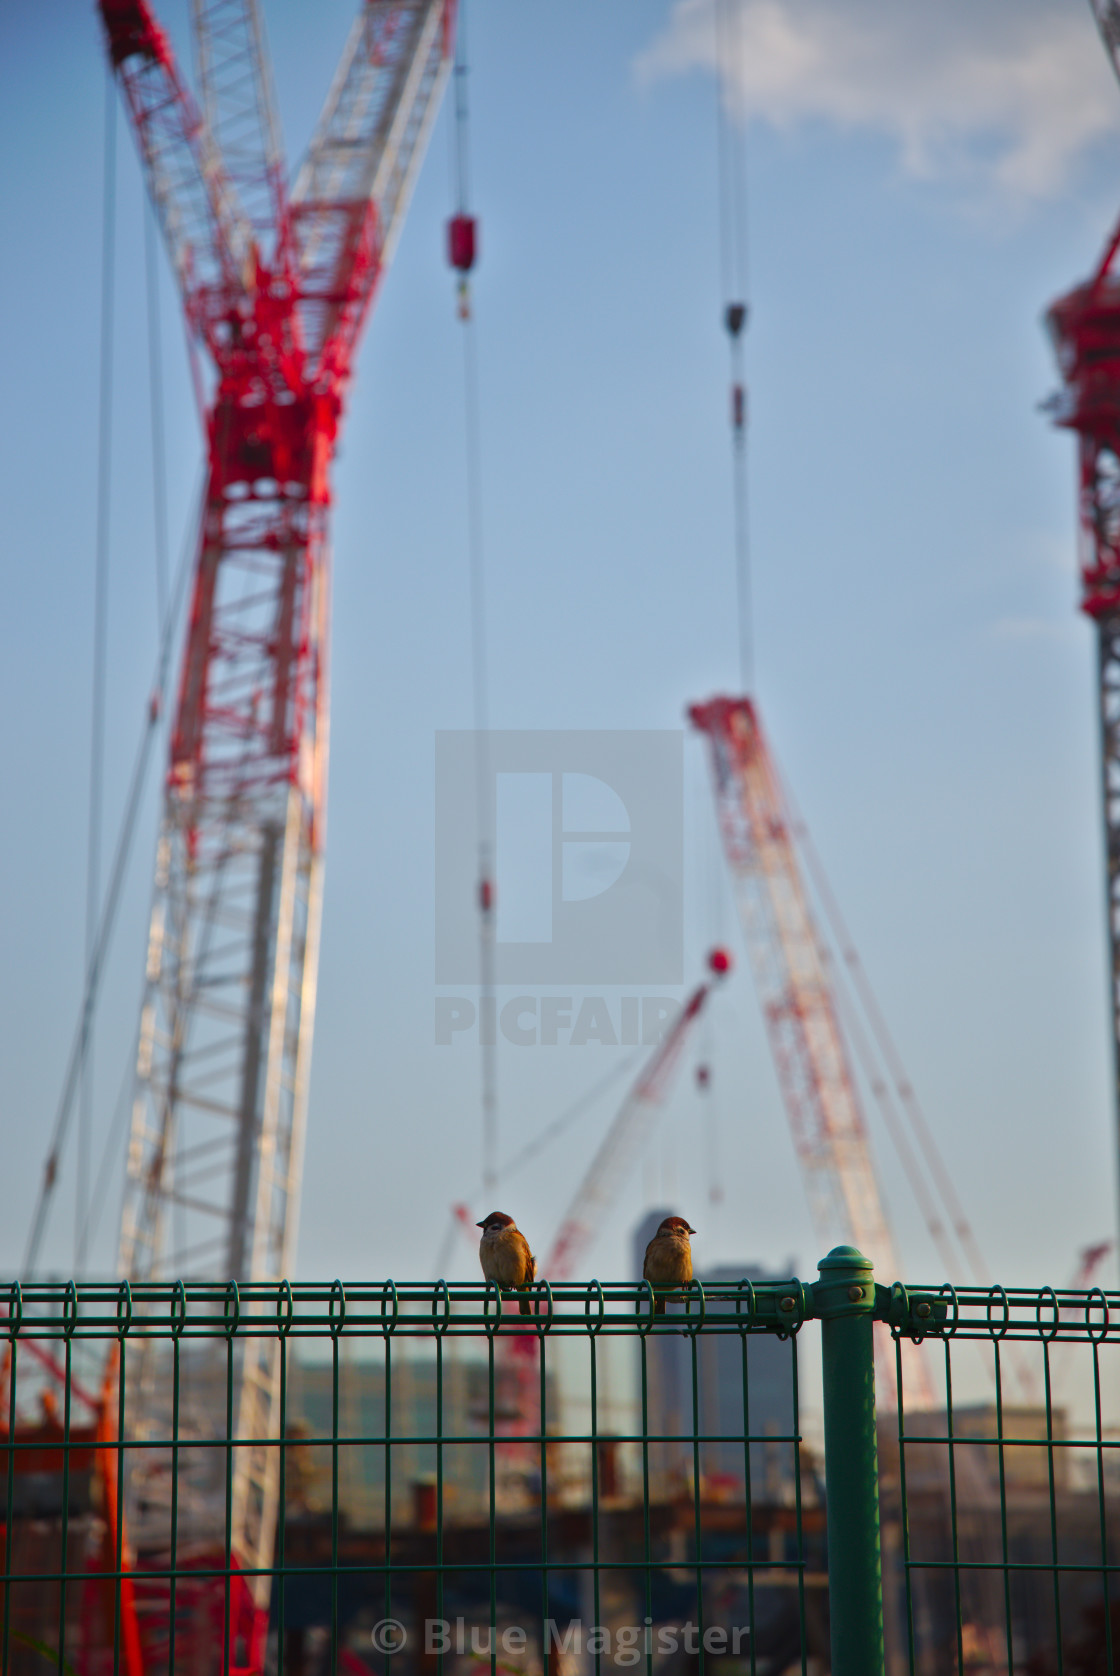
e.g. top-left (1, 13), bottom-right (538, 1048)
top-left (543, 948), bottom-right (732, 1284)
top-left (1046, 2), bottom-right (1120, 1232)
top-left (486, 950), bottom-right (732, 1449)
top-left (690, 696), bottom-right (935, 1403)
top-left (691, 700), bottom-right (900, 1266)
top-left (92, 0), bottom-right (454, 1613)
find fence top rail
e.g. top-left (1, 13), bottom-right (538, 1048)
top-left (0, 1274), bottom-right (819, 1342)
top-left (886, 1279), bottom-right (1116, 1346)
top-left (2, 1272), bottom-right (1114, 1347)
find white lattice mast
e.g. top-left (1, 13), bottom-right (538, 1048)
top-left (97, 0), bottom-right (455, 1594)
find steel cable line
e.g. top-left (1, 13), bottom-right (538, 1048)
top-left (77, 71), bottom-right (118, 1273)
top-left (144, 197), bottom-right (170, 631)
top-left (73, 211), bottom-right (185, 1274)
top-left (776, 766), bottom-right (1036, 1401)
top-left (449, 1), bottom-right (498, 1198)
top-left (715, 0), bottom-right (752, 693)
top-left (431, 1041), bottom-right (649, 1277)
top-left (23, 472), bottom-right (202, 1278)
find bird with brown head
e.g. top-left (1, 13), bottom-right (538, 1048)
top-left (642, 1215), bottom-right (696, 1314)
top-left (477, 1211), bottom-right (537, 1315)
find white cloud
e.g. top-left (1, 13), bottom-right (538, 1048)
top-left (637, 0), bottom-right (1120, 198)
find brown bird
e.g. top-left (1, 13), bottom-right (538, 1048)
top-left (477, 1211), bottom-right (537, 1314)
top-left (643, 1216), bottom-right (696, 1314)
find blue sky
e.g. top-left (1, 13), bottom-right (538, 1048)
top-left (2, 1), bottom-right (1119, 1311)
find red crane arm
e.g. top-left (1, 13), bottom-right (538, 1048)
top-left (191, 0), bottom-right (287, 251)
top-left (544, 958), bottom-right (730, 1285)
top-left (97, 0), bottom-right (255, 356)
top-left (690, 697), bottom-right (900, 1265)
top-left (289, 0), bottom-right (456, 382)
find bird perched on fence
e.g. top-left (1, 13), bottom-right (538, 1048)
top-left (643, 1216), bottom-right (696, 1314)
top-left (477, 1212), bottom-right (537, 1314)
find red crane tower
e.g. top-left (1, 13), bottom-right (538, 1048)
top-left (1046, 3), bottom-right (1120, 1225)
top-left (92, 0), bottom-right (455, 1601)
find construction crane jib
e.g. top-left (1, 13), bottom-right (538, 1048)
top-left (690, 697), bottom-right (918, 1402)
top-left (98, 0), bottom-right (454, 1606)
top-left (1046, 0), bottom-right (1120, 1228)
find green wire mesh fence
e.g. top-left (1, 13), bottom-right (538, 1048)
top-left (3, 1250), bottom-right (1120, 1676)
top-left (887, 1276), bottom-right (1120, 1675)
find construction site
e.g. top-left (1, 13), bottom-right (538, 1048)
top-left (6, 2), bottom-right (1120, 1673)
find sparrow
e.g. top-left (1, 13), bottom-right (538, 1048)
top-left (643, 1216), bottom-right (696, 1314)
top-left (477, 1212), bottom-right (537, 1314)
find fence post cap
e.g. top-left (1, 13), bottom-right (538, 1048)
top-left (817, 1245), bottom-right (872, 1274)
top-left (814, 1247), bottom-right (875, 1317)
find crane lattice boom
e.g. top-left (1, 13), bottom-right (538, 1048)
top-left (98, 0), bottom-right (454, 1612)
top-left (690, 696), bottom-right (931, 1404)
top-left (545, 958), bottom-right (728, 1285)
top-left (1045, 1), bottom-right (1120, 1213)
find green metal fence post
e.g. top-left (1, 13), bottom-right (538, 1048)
top-left (814, 1245), bottom-right (885, 1676)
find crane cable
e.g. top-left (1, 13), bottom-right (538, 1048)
top-left (77, 70), bottom-right (117, 1274)
top-left (689, 0), bottom-right (750, 1220)
top-left (715, 0), bottom-right (752, 694)
top-left (23, 471), bottom-right (201, 1279)
top-left (449, 0), bottom-right (498, 1199)
top-left (778, 769), bottom-right (1036, 1400)
top-left (698, 803), bottom-right (725, 1208)
top-left (429, 1045), bottom-right (645, 1277)
top-left (24, 157), bottom-right (194, 1279)
top-left (71, 479), bottom-right (200, 1271)
top-left (144, 198), bottom-right (171, 632)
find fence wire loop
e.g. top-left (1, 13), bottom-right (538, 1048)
top-left (683, 1278), bottom-right (707, 1335)
top-left (637, 1278), bottom-right (656, 1337)
top-left (277, 1278), bottom-right (294, 1338)
top-left (482, 1279), bottom-right (502, 1336)
top-left (329, 1280), bottom-right (346, 1339)
top-left (985, 1284), bottom-right (1010, 1340)
top-left (63, 1280), bottom-right (78, 1340)
top-left (170, 1279), bottom-right (186, 1339)
top-left (432, 1279), bottom-right (451, 1336)
top-left (938, 1282), bottom-right (960, 1336)
top-left (223, 1281), bottom-right (240, 1339)
top-left (380, 1279), bottom-right (399, 1336)
top-left (6, 1282), bottom-right (21, 1339)
top-left (584, 1279), bottom-right (605, 1336)
top-left (886, 1279), bottom-right (907, 1333)
top-left (115, 1280), bottom-right (132, 1340)
top-left (531, 1278), bottom-right (554, 1336)
top-left (1035, 1284), bottom-right (1059, 1341)
top-left (1086, 1284), bottom-right (1110, 1342)
top-left (735, 1277), bottom-right (757, 1331)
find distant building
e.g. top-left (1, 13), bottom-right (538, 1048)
top-left (290, 1351), bottom-right (516, 1526)
top-left (632, 1209), bottom-right (800, 1501)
